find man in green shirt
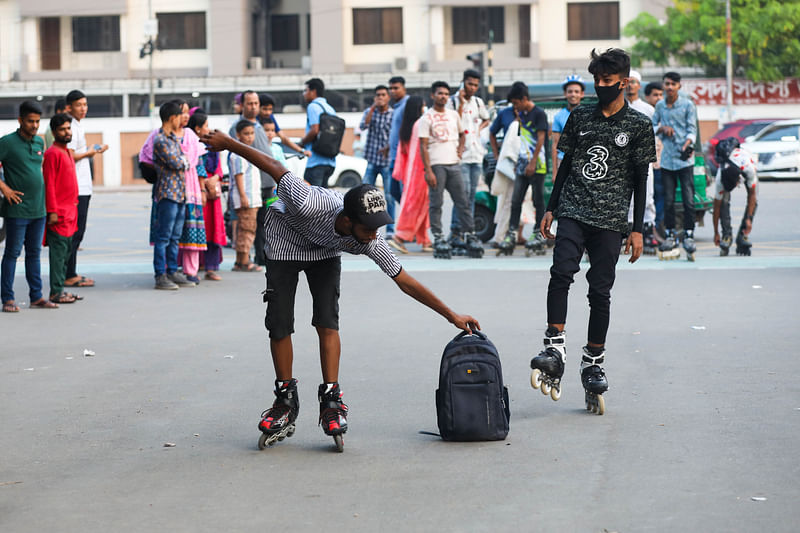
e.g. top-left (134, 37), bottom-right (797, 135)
top-left (0, 101), bottom-right (58, 312)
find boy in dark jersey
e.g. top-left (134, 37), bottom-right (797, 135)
top-left (530, 48), bottom-right (656, 414)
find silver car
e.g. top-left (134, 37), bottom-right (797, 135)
top-left (742, 119), bottom-right (800, 180)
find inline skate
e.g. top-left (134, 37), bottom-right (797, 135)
top-left (524, 232), bottom-right (547, 257)
top-left (465, 232), bottom-right (484, 258)
top-left (736, 232), bottom-right (752, 256)
top-left (530, 326), bottom-right (566, 401)
top-left (719, 234), bottom-right (732, 256)
top-left (682, 229), bottom-right (696, 261)
top-left (319, 382), bottom-right (348, 452)
top-left (657, 230), bottom-right (680, 260)
top-left (642, 223), bottom-right (659, 255)
top-left (580, 346), bottom-right (608, 415)
top-left (496, 230), bottom-right (516, 256)
top-left (432, 233), bottom-right (452, 259)
top-left (258, 379), bottom-right (299, 449)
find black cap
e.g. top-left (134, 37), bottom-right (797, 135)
top-left (343, 184), bottom-right (393, 230)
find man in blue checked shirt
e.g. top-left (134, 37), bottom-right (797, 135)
top-left (652, 71), bottom-right (699, 256)
top-left (359, 85), bottom-right (395, 236)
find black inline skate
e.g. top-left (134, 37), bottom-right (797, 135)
top-left (736, 232), bottom-right (752, 256)
top-left (530, 326), bottom-right (566, 401)
top-left (642, 222), bottom-right (659, 255)
top-left (318, 382), bottom-right (348, 452)
top-left (465, 232), bottom-right (484, 258)
top-left (258, 379), bottom-right (299, 449)
top-left (496, 230), bottom-right (516, 256)
top-left (432, 233), bottom-right (452, 259)
top-left (719, 234), bottom-right (732, 256)
top-left (580, 346), bottom-right (608, 415)
top-left (524, 232), bottom-right (547, 257)
top-left (448, 233), bottom-right (467, 256)
top-left (682, 229), bottom-right (696, 261)
top-left (657, 230), bottom-right (680, 260)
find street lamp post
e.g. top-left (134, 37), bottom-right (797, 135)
top-left (725, 0), bottom-right (733, 123)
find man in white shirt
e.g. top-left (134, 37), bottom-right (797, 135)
top-left (626, 70), bottom-right (654, 118)
top-left (419, 81), bottom-right (483, 258)
top-left (65, 90), bottom-right (107, 288)
top-left (446, 69), bottom-right (490, 238)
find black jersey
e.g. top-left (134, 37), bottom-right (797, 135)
top-left (555, 103), bottom-right (656, 233)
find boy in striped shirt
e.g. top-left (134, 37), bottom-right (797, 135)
top-left (203, 129), bottom-right (480, 449)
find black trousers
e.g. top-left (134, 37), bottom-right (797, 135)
top-left (65, 195), bottom-right (90, 279)
top-left (509, 172), bottom-right (545, 230)
top-left (662, 166), bottom-right (695, 231)
top-left (547, 217), bottom-right (621, 345)
top-left (254, 187), bottom-right (274, 265)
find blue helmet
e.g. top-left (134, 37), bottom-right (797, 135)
top-left (562, 75), bottom-right (585, 91)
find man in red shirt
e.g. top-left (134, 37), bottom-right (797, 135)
top-left (43, 114), bottom-right (80, 303)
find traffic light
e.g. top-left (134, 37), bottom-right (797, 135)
top-left (466, 51), bottom-right (484, 72)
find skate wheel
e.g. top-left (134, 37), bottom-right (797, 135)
top-left (287, 425), bottom-right (296, 437)
top-left (687, 253), bottom-right (695, 262)
top-left (541, 381), bottom-right (551, 395)
top-left (550, 385), bottom-right (561, 401)
top-left (531, 369), bottom-right (542, 389)
top-left (333, 434), bottom-right (344, 453)
top-left (525, 248), bottom-right (533, 257)
top-left (258, 432), bottom-right (268, 450)
top-left (595, 395), bottom-right (605, 415)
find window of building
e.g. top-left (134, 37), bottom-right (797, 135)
top-left (157, 12), bottom-right (207, 50)
top-left (72, 16), bottom-right (120, 52)
top-left (452, 7), bottom-right (505, 44)
top-left (271, 14), bottom-right (300, 51)
top-left (352, 8), bottom-right (402, 45)
top-left (567, 2), bottom-right (620, 40)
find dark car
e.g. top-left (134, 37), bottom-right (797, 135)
top-left (705, 119), bottom-right (779, 172)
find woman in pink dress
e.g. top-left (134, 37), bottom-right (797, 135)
top-left (388, 96), bottom-right (431, 253)
top-left (188, 110), bottom-right (227, 280)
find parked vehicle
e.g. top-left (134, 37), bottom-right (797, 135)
top-left (704, 118), bottom-right (779, 172)
top-left (741, 119), bottom-right (800, 180)
top-left (277, 139), bottom-right (367, 189)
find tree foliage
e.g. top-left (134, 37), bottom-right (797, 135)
top-left (623, 0), bottom-right (800, 81)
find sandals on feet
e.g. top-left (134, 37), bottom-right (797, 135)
top-left (31, 298), bottom-right (59, 309)
top-left (50, 293), bottom-right (77, 304)
top-left (387, 238), bottom-right (408, 254)
top-left (2, 301), bottom-right (20, 313)
top-left (205, 271), bottom-right (222, 281)
top-left (232, 262), bottom-right (263, 272)
top-left (65, 276), bottom-right (95, 287)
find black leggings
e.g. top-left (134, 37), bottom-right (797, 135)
top-left (547, 217), bottom-right (621, 345)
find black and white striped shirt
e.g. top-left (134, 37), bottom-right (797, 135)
top-left (264, 172), bottom-right (403, 278)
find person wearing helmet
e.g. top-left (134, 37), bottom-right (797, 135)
top-left (711, 137), bottom-right (758, 256)
top-left (551, 75), bottom-right (585, 177)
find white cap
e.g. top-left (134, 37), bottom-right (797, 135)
top-left (629, 70), bottom-right (642, 82)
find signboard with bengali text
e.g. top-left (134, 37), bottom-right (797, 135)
top-left (682, 78), bottom-right (800, 105)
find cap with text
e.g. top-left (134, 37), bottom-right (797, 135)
top-left (343, 184), bottom-right (394, 230)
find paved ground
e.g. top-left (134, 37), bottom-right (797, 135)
top-left (1, 182), bottom-right (799, 532)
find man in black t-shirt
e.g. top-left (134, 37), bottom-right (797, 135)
top-left (529, 48), bottom-right (656, 415)
top-left (495, 82), bottom-right (549, 255)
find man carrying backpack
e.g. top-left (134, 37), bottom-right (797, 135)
top-left (711, 137), bottom-right (758, 256)
top-left (201, 128), bottom-right (480, 450)
top-left (300, 78), bottom-right (338, 188)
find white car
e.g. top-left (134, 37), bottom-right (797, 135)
top-left (741, 119), bottom-right (800, 180)
top-left (273, 139), bottom-right (367, 188)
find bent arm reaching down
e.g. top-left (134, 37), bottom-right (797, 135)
top-left (392, 269), bottom-right (480, 333)
top-left (202, 129), bottom-right (289, 184)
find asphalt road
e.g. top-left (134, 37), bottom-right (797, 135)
top-left (1, 182), bottom-right (799, 532)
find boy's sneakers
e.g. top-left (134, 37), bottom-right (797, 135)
top-left (154, 274), bottom-right (178, 290)
top-left (169, 271), bottom-right (196, 287)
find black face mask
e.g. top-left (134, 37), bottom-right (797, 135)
top-left (594, 82), bottom-right (623, 106)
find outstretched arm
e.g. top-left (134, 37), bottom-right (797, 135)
top-left (202, 129), bottom-right (289, 184)
top-left (392, 269), bottom-right (480, 333)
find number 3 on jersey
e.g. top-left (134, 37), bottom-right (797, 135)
top-left (582, 145), bottom-right (609, 180)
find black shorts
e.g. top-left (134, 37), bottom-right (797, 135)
top-left (264, 257), bottom-right (341, 339)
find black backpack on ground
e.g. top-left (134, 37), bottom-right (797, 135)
top-left (435, 330), bottom-right (510, 441)
top-left (311, 102), bottom-right (345, 159)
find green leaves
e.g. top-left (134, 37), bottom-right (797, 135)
top-left (623, 0), bottom-right (800, 81)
